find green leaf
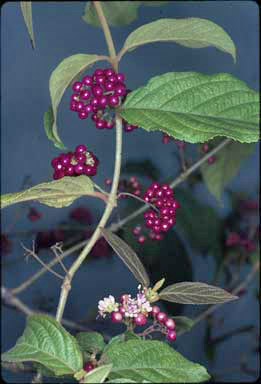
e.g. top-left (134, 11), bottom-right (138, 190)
top-left (122, 159), bottom-right (161, 180)
top-left (101, 229), bottom-right (150, 288)
top-left (82, 2), bottom-right (141, 28)
top-left (82, 364), bottom-right (112, 383)
top-left (76, 332), bottom-right (105, 354)
top-left (107, 379), bottom-right (138, 383)
top-left (159, 282), bottom-right (238, 304)
top-left (172, 316), bottom-right (194, 333)
top-left (20, 2), bottom-right (35, 49)
top-left (174, 188), bottom-right (222, 256)
top-left (119, 72), bottom-right (259, 144)
top-left (1, 315), bottom-right (83, 376)
top-left (200, 139), bottom-right (256, 202)
top-left (119, 18), bottom-right (236, 62)
top-left (124, 331), bottom-right (141, 342)
top-left (104, 340), bottom-right (210, 382)
top-left (49, 54), bottom-right (104, 149)
top-left (44, 107), bottom-right (66, 150)
top-left (1, 175), bottom-right (94, 209)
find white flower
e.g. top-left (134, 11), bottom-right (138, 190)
top-left (98, 295), bottom-right (119, 317)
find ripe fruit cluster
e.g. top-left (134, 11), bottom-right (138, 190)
top-left (143, 183), bottom-right (180, 240)
top-left (70, 68), bottom-right (138, 132)
top-left (51, 145), bottom-right (99, 180)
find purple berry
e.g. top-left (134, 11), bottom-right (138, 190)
top-left (90, 97), bottom-right (100, 107)
top-left (151, 306), bottom-right (161, 316)
top-left (111, 311), bottom-right (123, 323)
top-left (80, 90), bottom-right (91, 100)
top-left (134, 313), bottom-right (147, 326)
top-left (94, 69), bottom-right (104, 77)
top-left (105, 121), bottom-right (115, 129)
top-left (82, 76), bottom-right (92, 86)
top-left (96, 75), bottom-right (106, 85)
top-left (116, 73), bottom-right (125, 82)
top-left (156, 312), bottom-right (167, 323)
top-left (167, 329), bottom-right (177, 342)
top-left (96, 119), bottom-right (106, 129)
top-left (165, 318), bottom-right (176, 330)
top-left (75, 145), bottom-right (87, 154)
top-left (70, 101), bottom-right (78, 111)
top-left (51, 157), bottom-right (60, 168)
top-left (104, 81), bottom-right (115, 91)
top-left (78, 111), bottom-right (88, 119)
top-left (108, 74), bottom-right (117, 84)
top-left (85, 104), bottom-right (93, 113)
top-left (98, 95), bottom-right (108, 108)
top-left (72, 81), bottom-right (82, 92)
top-left (75, 153), bottom-right (86, 164)
top-left (92, 85), bottom-right (103, 97)
top-left (71, 94), bottom-right (79, 102)
top-left (76, 101), bottom-right (85, 112)
top-left (104, 68), bottom-right (115, 77)
top-left (114, 84), bottom-right (126, 97)
top-left (84, 361), bottom-right (94, 372)
top-left (138, 235), bottom-right (146, 244)
top-left (74, 164), bottom-right (84, 175)
top-left (65, 165), bottom-right (74, 176)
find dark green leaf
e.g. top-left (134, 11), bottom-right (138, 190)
top-left (159, 282), bottom-right (238, 304)
top-left (104, 340), bottom-right (210, 382)
top-left (101, 229), bottom-right (150, 288)
top-left (200, 139), bottom-right (256, 202)
top-left (1, 315), bottom-right (83, 376)
top-left (124, 331), bottom-right (141, 342)
top-left (119, 72), bottom-right (259, 143)
top-left (20, 2), bottom-right (35, 49)
top-left (82, 2), bottom-right (141, 27)
top-left (76, 332), bottom-right (105, 354)
top-left (44, 107), bottom-right (66, 150)
top-left (119, 18), bottom-right (236, 62)
top-left (1, 175), bottom-right (94, 209)
top-left (122, 159), bottom-right (161, 180)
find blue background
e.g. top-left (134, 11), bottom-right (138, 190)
top-left (1, 1), bottom-right (259, 382)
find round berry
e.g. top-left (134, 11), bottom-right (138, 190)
top-left (138, 235), bottom-right (146, 244)
top-left (108, 95), bottom-right (119, 107)
top-left (96, 75), bottom-right (106, 85)
top-left (54, 162), bottom-right (64, 172)
top-left (104, 68), bottom-right (115, 77)
top-left (108, 74), bottom-right (117, 84)
top-left (78, 110), bottom-right (88, 119)
top-left (116, 73), bottom-right (125, 82)
top-left (51, 157), bottom-right (60, 168)
top-left (70, 101), bottom-right (78, 111)
top-left (134, 313), bottom-right (147, 326)
top-left (75, 153), bottom-right (86, 164)
top-left (85, 104), bottom-right (93, 113)
top-left (172, 200), bottom-right (180, 209)
top-left (53, 170), bottom-right (65, 180)
top-left (111, 311), bottom-right (123, 323)
top-left (153, 225), bottom-right (161, 234)
top-left (65, 165), bottom-right (74, 176)
top-left (71, 94), bottom-right (79, 102)
top-left (105, 121), bottom-right (115, 129)
top-left (161, 221), bottom-right (170, 232)
top-left (74, 164), bottom-right (84, 175)
top-left (84, 165), bottom-right (97, 176)
top-left (75, 145), bottom-right (87, 154)
top-left (124, 124), bottom-right (135, 132)
top-left (151, 182), bottom-right (160, 190)
top-left (84, 361), bottom-right (94, 373)
top-left (165, 318), bottom-right (176, 330)
top-left (94, 69), bottom-right (104, 77)
top-left (90, 97), bottom-right (100, 107)
top-left (98, 95), bottom-right (108, 108)
top-left (119, 306), bottom-right (126, 315)
top-left (167, 329), bottom-right (176, 342)
top-left (114, 84), bottom-right (126, 97)
top-left (145, 218), bottom-right (155, 228)
top-left (151, 306), bottom-right (161, 316)
top-left (76, 101), bottom-right (85, 112)
top-left (92, 85), bottom-right (103, 97)
top-left (96, 119), bottom-right (106, 129)
top-left (82, 76), bottom-right (93, 86)
top-left (156, 312), bottom-right (167, 323)
top-left (60, 154), bottom-right (71, 167)
top-left (155, 199), bottom-right (164, 208)
top-left (104, 81), bottom-right (115, 91)
top-left (133, 225), bottom-right (142, 235)
top-left (155, 233), bottom-right (163, 241)
top-left (72, 81), bottom-right (82, 92)
top-left (120, 294), bottom-right (129, 303)
top-left (208, 156), bottom-right (216, 165)
top-left (80, 90), bottom-right (91, 100)
top-left (91, 113), bottom-right (99, 122)
top-left (105, 178), bottom-right (112, 185)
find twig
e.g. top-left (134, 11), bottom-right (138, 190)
top-left (51, 243), bottom-right (68, 274)
top-left (11, 138), bottom-right (232, 295)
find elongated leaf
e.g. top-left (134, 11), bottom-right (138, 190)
top-left (104, 340), bottom-right (210, 382)
top-left (101, 229), bottom-right (150, 288)
top-left (44, 107), bottom-right (66, 150)
top-left (1, 175), bottom-right (94, 209)
top-left (172, 316), bottom-right (194, 333)
top-left (49, 54), bottom-right (103, 149)
top-left (83, 364), bottom-right (112, 383)
top-left (119, 18), bottom-right (236, 62)
top-left (20, 2), bottom-right (35, 49)
top-left (119, 72), bottom-right (259, 143)
top-left (200, 139), bottom-right (256, 202)
top-left (76, 332), bottom-right (105, 354)
top-left (1, 315), bottom-right (83, 376)
top-left (107, 380), bottom-right (138, 383)
top-left (82, 2), bottom-right (141, 27)
top-left (159, 282), bottom-right (238, 304)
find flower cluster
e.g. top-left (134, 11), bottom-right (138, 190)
top-left (51, 144), bottom-right (99, 180)
top-left (70, 68), bottom-right (138, 132)
top-left (97, 286), bottom-right (177, 342)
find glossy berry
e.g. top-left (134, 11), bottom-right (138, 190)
top-left (208, 156), bottom-right (216, 165)
top-left (133, 225), bottom-right (142, 236)
top-left (167, 329), bottom-right (177, 342)
top-left (138, 235), bottom-right (146, 244)
top-left (108, 95), bottom-right (119, 107)
top-left (134, 313), bottom-right (147, 326)
top-left (84, 361), bottom-right (94, 372)
top-left (75, 145), bottom-right (87, 154)
top-left (82, 76), bottom-right (92, 86)
top-left (96, 119), bottom-right (106, 129)
top-left (151, 306), bottom-right (161, 316)
top-left (72, 82), bottom-right (82, 92)
top-left (165, 318), bottom-right (176, 330)
top-left (156, 312), bottom-right (168, 323)
top-left (116, 73), bottom-right (125, 82)
top-left (78, 111), bottom-right (88, 119)
top-left (111, 311), bottom-right (123, 323)
top-left (80, 90), bottom-right (91, 100)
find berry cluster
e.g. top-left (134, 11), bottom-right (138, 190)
top-left (97, 286), bottom-right (176, 342)
top-left (51, 145), bottom-right (99, 180)
top-left (201, 143), bottom-right (216, 165)
top-left (226, 231), bottom-right (257, 253)
top-left (142, 183), bottom-right (179, 241)
top-left (70, 68), bottom-right (138, 132)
